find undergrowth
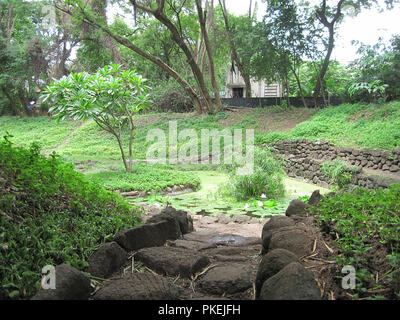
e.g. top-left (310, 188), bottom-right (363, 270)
top-left (310, 186), bottom-right (400, 300)
top-left (0, 136), bottom-right (141, 299)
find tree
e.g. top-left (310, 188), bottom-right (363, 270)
top-left (311, 0), bottom-right (399, 106)
top-left (218, 0), bottom-right (253, 97)
top-left (57, 0), bottom-right (223, 114)
top-left (42, 64), bottom-right (149, 172)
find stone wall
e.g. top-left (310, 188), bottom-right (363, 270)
top-left (268, 139), bottom-right (400, 189)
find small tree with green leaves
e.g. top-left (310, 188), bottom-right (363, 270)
top-left (42, 64), bottom-right (149, 172)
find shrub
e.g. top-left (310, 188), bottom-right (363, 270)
top-left (149, 82), bottom-right (193, 113)
top-left (255, 131), bottom-right (289, 145)
top-left (310, 185), bottom-right (400, 299)
top-left (0, 136), bottom-right (140, 299)
top-left (322, 159), bottom-right (357, 190)
top-left (220, 147), bottom-right (285, 201)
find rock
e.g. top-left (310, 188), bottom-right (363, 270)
top-left (308, 190), bottom-right (322, 206)
top-left (88, 242), bottom-right (127, 278)
top-left (216, 214), bottom-right (232, 224)
top-left (146, 214), bottom-right (182, 240)
top-left (197, 264), bottom-right (252, 295)
top-left (167, 239), bottom-right (216, 251)
top-left (162, 206), bottom-right (194, 234)
top-left (259, 262), bottom-right (321, 300)
top-left (114, 222), bottom-right (172, 252)
top-left (390, 165), bottom-right (399, 172)
top-left (261, 216), bottom-right (295, 254)
top-left (200, 216), bottom-right (218, 225)
top-left (233, 214), bottom-right (251, 224)
top-left (268, 226), bottom-right (313, 258)
top-left (93, 272), bottom-right (181, 300)
top-left (31, 264), bottom-right (91, 300)
top-left (285, 200), bottom-right (310, 217)
top-left (255, 249), bottom-right (299, 299)
top-left (135, 246), bottom-right (210, 278)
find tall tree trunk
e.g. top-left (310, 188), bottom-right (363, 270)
top-left (219, 0), bottom-right (252, 98)
top-left (313, 26), bottom-right (334, 107)
top-left (196, 0), bottom-right (222, 110)
top-left (91, 0), bottom-right (127, 68)
top-left (312, 0), bottom-right (345, 107)
top-left (290, 65), bottom-right (308, 108)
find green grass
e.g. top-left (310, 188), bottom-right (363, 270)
top-left (86, 164), bottom-right (201, 192)
top-left (0, 116), bottom-right (78, 150)
top-left (256, 101), bottom-right (400, 150)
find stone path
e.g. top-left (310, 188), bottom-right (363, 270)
top-left (32, 196), bottom-right (342, 300)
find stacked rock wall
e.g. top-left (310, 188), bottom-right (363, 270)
top-left (268, 139), bottom-right (400, 189)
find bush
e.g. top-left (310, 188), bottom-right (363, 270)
top-left (310, 185), bottom-right (400, 299)
top-left (0, 136), bottom-right (141, 299)
top-left (149, 82), bottom-right (194, 113)
top-left (322, 159), bottom-right (357, 190)
top-left (220, 147), bottom-right (285, 201)
top-left (255, 131), bottom-right (289, 145)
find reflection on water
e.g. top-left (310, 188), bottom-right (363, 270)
top-left (208, 234), bottom-right (247, 245)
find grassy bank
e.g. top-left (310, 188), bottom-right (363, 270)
top-left (0, 139), bottom-right (141, 299)
top-left (256, 101), bottom-right (400, 150)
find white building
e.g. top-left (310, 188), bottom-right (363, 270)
top-left (224, 64), bottom-right (282, 98)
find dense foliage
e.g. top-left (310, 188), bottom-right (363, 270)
top-left (220, 147), bottom-right (285, 201)
top-left (43, 64), bottom-right (150, 172)
top-left (0, 137), bottom-right (141, 299)
top-left (311, 186), bottom-right (400, 299)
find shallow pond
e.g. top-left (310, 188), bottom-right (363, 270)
top-left (134, 171), bottom-right (330, 219)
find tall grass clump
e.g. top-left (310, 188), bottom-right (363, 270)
top-left (219, 147), bottom-right (285, 201)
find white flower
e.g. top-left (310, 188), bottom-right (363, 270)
top-left (244, 204), bottom-right (250, 210)
top-left (258, 201), bottom-right (263, 207)
top-left (260, 194), bottom-right (267, 199)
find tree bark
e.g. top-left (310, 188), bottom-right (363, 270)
top-left (196, 0), bottom-right (222, 110)
top-left (290, 65), bottom-right (308, 108)
top-left (132, 0), bottom-right (214, 113)
top-left (312, 0), bottom-right (345, 107)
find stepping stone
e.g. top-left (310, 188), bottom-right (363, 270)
top-left (259, 262), bottom-right (321, 300)
top-left (88, 242), bottom-right (127, 278)
top-left (31, 264), bottom-right (91, 300)
top-left (135, 246), bottom-right (210, 278)
top-left (93, 272), bottom-right (181, 300)
top-left (255, 249), bottom-right (299, 299)
top-left (197, 264), bottom-right (252, 295)
top-left (167, 239), bottom-right (216, 251)
top-left (268, 226), bottom-right (313, 258)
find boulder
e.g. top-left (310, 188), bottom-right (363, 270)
top-left (93, 272), bottom-right (181, 300)
top-left (308, 190), bottom-right (322, 206)
top-left (147, 206), bottom-right (193, 235)
top-left (255, 249), bottom-right (299, 299)
top-left (31, 264), bottom-right (91, 300)
top-left (88, 242), bottom-right (127, 278)
top-left (259, 262), bottom-right (321, 300)
top-left (285, 200), bottom-right (310, 216)
top-left (114, 222), bottom-right (171, 252)
top-left (268, 226), bottom-right (313, 258)
top-left (197, 264), bottom-right (252, 295)
top-left (261, 216), bottom-right (295, 254)
top-left (135, 246), bottom-right (210, 278)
